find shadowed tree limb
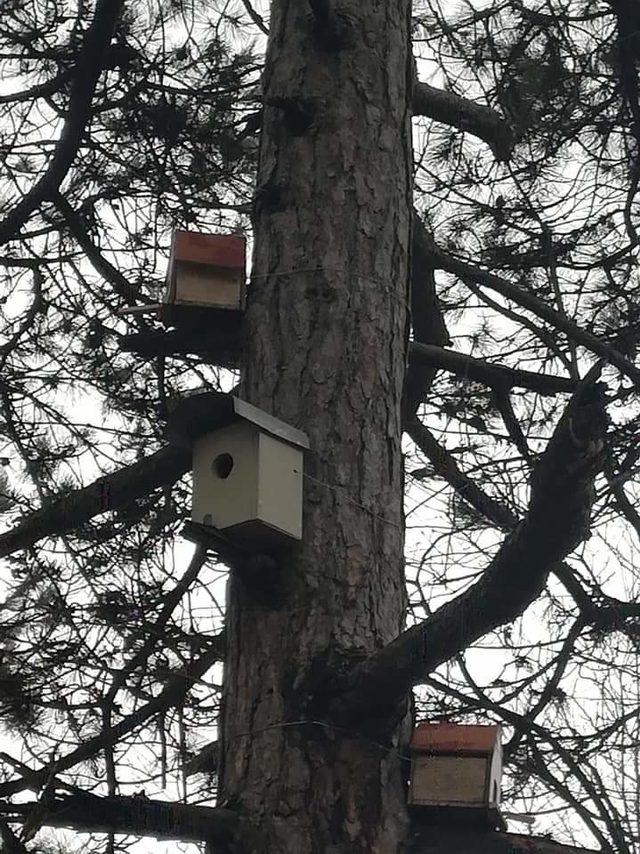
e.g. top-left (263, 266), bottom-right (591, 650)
top-left (0, 0), bottom-right (125, 245)
top-left (491, 386), bottom-right (532, 460)
top-left (0, 445), bottom-right (190, 559)
top-left (410, 343), bottom-right (575, 395)
top-left (0, 794), bottom-right (238, 847)
top-left (240, 0), bottom-right (269, 34)
top-left (406, 415), bottom-right (520, 530)
top-left (403, 212), bottom-right (451, 417)
top-left (428, 242), bottom-right (640, 387)
top-left (0, 817), bottom-right (28, 854)
top-left (331, 369), bottom-right (608, 723)
top-left (413, 80), bottom-right (514, 161)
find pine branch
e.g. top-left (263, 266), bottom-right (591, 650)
top-left (0, 793), bottom-right (237, 847)
top-left (405, 415), bottom-right (519, 531)
top-left (234, 77), bottom-right (514, 160)
top-left (0, 636), bottom-right (224, 799)
top-left (0, 445), bottom-right (190, 559)
top-left (331, 369), bottom-right (608, 723)
top-left (413, 80), bottom-right (514, 161)
top-left (428, 242), bottom-right (640, 388)
top-left (403, 214), bottom-right (451, 416)
top-left (409, 343), bottom-right (576, 395)
top-left (54, 194), bottom-right (141, 304)
top-left (491, 386), bottom-right (532, 460)
top-left (240, 0), bottom-right (269, 34)
top-left (0, 0), bottom-right (125, 245)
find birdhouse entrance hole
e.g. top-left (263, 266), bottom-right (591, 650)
top-left (213, 453), bottom-right (234, 479)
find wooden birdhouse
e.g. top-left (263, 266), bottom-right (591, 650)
top-left (116, 231), bottom-right (246, 366)
top-left (161, 230), bottom-right (246, 325)
top-left (167, 392), bottom-right (309, 547)
top-left (409, 723), bottom-right (502, 815)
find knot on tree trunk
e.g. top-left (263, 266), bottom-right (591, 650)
top-left (308, 0), bottom-right (355, 51)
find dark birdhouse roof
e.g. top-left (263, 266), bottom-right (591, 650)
top-left (166, 391), bottom-right (310, 449)
top-left (410, 722), bottom-right (501, 755)
top-left (172, 230), bottom-right (246, 269)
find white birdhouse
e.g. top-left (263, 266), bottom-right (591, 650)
top-left (168, 393), bottom-right (309, 547)
top-left (163, 230), bottom-right (246, 317)
top-left (409, 723), bottom-right (502, 813)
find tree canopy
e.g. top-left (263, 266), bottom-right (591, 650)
top-left (0, 1), bottom-right (639, 852)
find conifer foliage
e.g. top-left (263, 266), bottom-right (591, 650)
top-left (0, 1), bottom-right (639, 852)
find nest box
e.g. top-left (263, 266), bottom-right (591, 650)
top-left (162, 230), bottom-right (246, 322)
top-left (409, 723), bottom-right (502, 815)
top-left (167, 392), bottom-right (309, 547)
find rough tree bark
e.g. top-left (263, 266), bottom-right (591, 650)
top-left (220, 2), bottom-right (413, 851)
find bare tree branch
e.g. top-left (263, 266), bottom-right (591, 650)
top-left (403, 213), bottom-right (451, 416)
top-left (410, 343), bottom-right (576, 395)
top-left (0, 636), bottom-right (224, 800)
top-left (331, 369), bottom-right (608, 723)
top-left (0, 793), bottom-right (237, 846)
top-left (413, 80), bottom-right (514, 161)
top-left (406, 414), bottom-right (519, 530)
top-left (54, 193), bottom-right (141, 303)
top-left (240, 0), bottom-right (269, 34)
top-left (0, 445), bottom-right (189, 557)
top-left (0, 0), bottom-right (125, 245)
top-left (428, 242), bottom-right (640, 388)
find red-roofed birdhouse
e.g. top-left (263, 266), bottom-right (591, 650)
top-left (409, 723), bottom-right (502, 815)
top-left (162, 231), bottom-right (246, 322)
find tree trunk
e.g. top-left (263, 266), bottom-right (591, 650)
top-left (221, 2), bottom-right (413, 851)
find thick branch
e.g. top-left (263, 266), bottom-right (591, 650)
top-left (0, 794), bottom-right (237, 846)
top-left (403, 213), bottom-right (451, 416)
top-left (413, 80), bottom-right (514, 161)
top-left (120, 326), bottom-right (242, 367)
top-left (332, 371), bottom-right (608, 722)
top-left (410, 343), bottom-right (576, 395)
top-left (0, 0), bottom-right (124, 245)
top-left (0, 445), bottom-right (189, 558)
top-left (409, 413), bottom-right (640, 635)
top-left (428, 242), bottom-right (640, 388)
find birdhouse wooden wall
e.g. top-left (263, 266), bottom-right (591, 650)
top-left (164, 231), bottom-right (246, 312)
top-left (191, 417), bottom-right (306, 545)
top-left (409, 723), bottom-right (502, 811)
